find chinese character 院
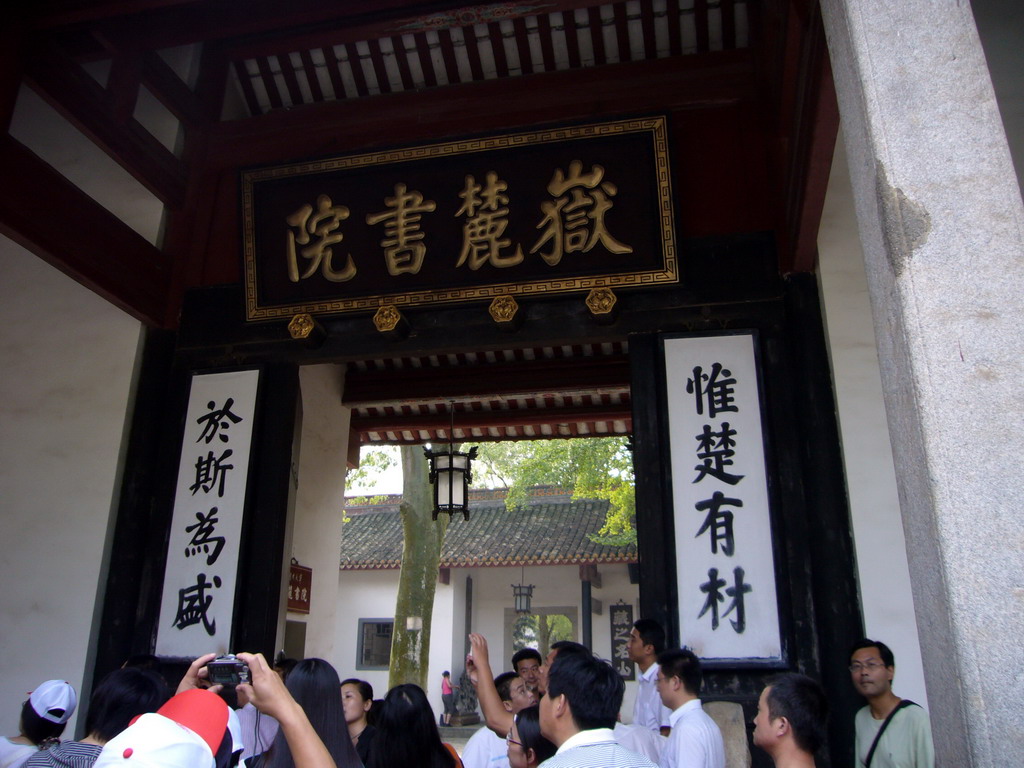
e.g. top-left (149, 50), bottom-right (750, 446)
top-left (286, 195), bottom-right (356, 283)
top-left (455, 172), bottom-right (524, 269)
top-left (366, 183), bottom-right (437, 275)
top-left (530, 160), bottom-right (633, 266)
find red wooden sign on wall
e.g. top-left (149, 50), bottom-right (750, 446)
top-left (288, 560), bottom-right (312, 614)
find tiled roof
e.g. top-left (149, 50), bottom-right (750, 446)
top-left (340, 492), bottom-right (636, 570)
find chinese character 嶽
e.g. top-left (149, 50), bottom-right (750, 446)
top-left (530, 160), bottom-right (632, 266)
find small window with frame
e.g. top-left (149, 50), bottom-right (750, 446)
top-left (356, 618), bottom-right (393, 669)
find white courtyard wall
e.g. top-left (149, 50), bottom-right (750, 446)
top-left (0, 237), bottom-right (142, 736)
top-left (286, 365), bottom-right (352, 660)
top-left (333, 568), bottom-right (456, 713)
top-left (816, 137), bottom-right (928, 706)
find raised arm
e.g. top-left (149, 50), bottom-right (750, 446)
top-left (236, 652), bottom-right (337, 768)
top-left (468, 633), bottom-right (514, 738)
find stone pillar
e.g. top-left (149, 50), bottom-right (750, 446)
top-left (820, 2), bottom-right (1024, 765)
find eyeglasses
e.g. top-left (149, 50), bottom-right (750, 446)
top-left (849, 660), bottom-right (886, 672)
top-left (506, 732), bottom-right (523, 748)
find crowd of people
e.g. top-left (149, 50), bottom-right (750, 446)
top-left (0, 624), bottom-right (932, 768)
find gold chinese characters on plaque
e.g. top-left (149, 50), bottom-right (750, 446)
top-left (242, 116), bottom-right (678, 321)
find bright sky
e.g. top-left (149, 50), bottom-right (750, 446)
top-left (344, 445), bottom-right (404, 496)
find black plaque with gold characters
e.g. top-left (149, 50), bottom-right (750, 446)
top-left (242, 115), bottom-right (678, 321)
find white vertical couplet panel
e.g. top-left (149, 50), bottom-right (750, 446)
top-left (664, 334), bottom-right (782, 661)
top-left (156, 370), bottom-right (261, 656)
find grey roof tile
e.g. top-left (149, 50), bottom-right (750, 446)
top-left (340, 493), bottom-right (637, 570)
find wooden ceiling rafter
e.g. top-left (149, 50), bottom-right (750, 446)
top-left (204, 50), bottom-right (756, 167)
top-left (31, 0), bottom-right (474, 57)
top-left (0, 134), bottom-right (170, 324)
top-left (773, 1), bottom-right (839, 273)
top-left (343, 355), bottom-right (630, 406)
top-left (160, 40), bottom-right (235, 328)
top-left (222, 0), bottom-right (750, 117)
top-left (352, 401), bottom-right (632, 436)
top-left (24, 40), bottom-right (188, 208)
top-left (140, 50), bottom-right (209, 127)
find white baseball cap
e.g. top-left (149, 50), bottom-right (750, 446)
top-left (29, 680), bottom-right (77, 724)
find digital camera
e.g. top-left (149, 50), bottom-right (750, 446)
top-left (206, 654), bottom-right (250, 686)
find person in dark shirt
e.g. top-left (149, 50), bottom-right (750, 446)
top-left (341, 679), bottom-right (376, 766)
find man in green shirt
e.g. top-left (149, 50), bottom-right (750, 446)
top-left (849, 639), bottom-right (934, 768)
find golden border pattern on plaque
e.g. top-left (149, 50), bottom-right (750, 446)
top-left (242, 116), bottom-right (677, 321)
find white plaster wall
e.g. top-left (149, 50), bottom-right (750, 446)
top-left (333, 570), bottom-right (396, 698)
top-left (0, 237), bottom-right (142, 735)
top-left (286, 365), bottom-right (351, 661)
top-left (332, 568), bottom-right (456, 715)
top-left (816, 136), bottom-right (928, 707)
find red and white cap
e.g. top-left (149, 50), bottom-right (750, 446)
top-left (92, 688), bottom-right (229, 768)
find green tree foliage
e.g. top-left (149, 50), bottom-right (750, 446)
top-left (512, 613), bottom-right (575, 655)
top-left (344, 446), bottom-right (399, 507)
top-left (468, 436), bottom-right (636, 546)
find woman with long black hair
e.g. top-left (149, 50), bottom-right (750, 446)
top-left (246, 659), bottom-right (360, 768)
top-left (506, 705), bottom-right (556, 768)
top-left (367, 684), bottom-right (461, 768)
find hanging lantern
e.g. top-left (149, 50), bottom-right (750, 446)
top-left (424, 402), bottom-right (477, 521)
top-left (512, 583), bottom-right (535, 614)
top-left (512, 565), bottom-right (535, 614)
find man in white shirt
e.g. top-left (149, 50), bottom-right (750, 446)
top-left (627, 619), bottom-right (672, 735)
top-left (538, 650), bottom-right (657, 768)
top-left (462, 672), bottom-right (536, 768)
top-left (656, 649), bottom-right (724, 768)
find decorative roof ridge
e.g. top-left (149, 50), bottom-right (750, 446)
top-left (344, 484), bottom-right (574, 510)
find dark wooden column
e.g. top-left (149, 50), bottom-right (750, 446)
top-left (630, 333), bottom-right (678, 645)
top-left (92, 351), bottom-right (299, 690)
top-left (232, 363), bottom-right (300, 656)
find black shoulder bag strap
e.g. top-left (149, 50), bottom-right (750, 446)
top-left (865, 699), bottom-right (918, 768)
